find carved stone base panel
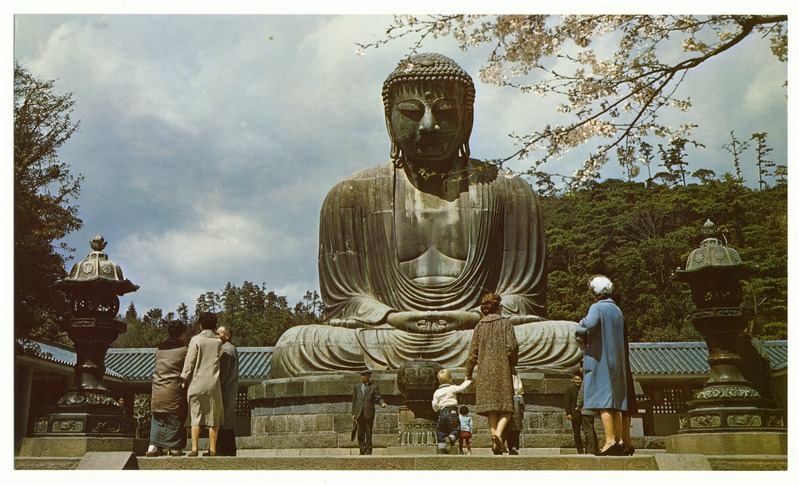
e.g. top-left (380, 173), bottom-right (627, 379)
top-left (32, 411), bottom-right (134, 438)
top-left (677, 406), bottom-right (784, 434)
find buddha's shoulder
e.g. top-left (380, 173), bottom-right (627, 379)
top-left (330, 162), bottom-right (394, 189)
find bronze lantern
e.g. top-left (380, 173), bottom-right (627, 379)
top-left (673, 220), bottom-right (783, 434)
top-left (33, 234), bottom-right (139, 437)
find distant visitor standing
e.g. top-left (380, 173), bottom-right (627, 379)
top-left (575, 276), bottom-right (627, 456)
top-left (351, 369), bottom-right (387, 455)
top-left (576, 363), bottom-right (599, 455)
top-left (147, 320), bottom-right (189, 457)
top-left (181, 312), bottom-right (223, 457)
top-left (216, 325), bottom-right (239, 456)
top-left (465, 292), bottom-right (519, 455)
top-left (563, 370), bottom-right (584, 454)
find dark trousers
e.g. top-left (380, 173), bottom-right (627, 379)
top-left (216, 428), bottom-right (237, 456)
top-left (581, 413), bottom-right (598, 455)
top-left (570, 416), bottom-right (584, 453)
top-left (505, 430), bottom-right (520, 453)
top-left (435, 406), bottom-right (460, 447)
top-left (356, 414), bottom-right (375, 455)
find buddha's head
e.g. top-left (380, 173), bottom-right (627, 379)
top-left (382, 53), bottom-right (475, 167)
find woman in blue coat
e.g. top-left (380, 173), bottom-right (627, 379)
top-left (575, 275), bottom-right (627, 456)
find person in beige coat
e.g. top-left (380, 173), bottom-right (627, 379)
top-left (181, 312), bottom-right (223, 456)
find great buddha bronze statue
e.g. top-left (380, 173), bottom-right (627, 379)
top-left (271, 53), bottom-right (582, 378)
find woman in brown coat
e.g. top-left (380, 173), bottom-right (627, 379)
top-left (147, 320), bottom-right (189, 456)
top-left (465, 293), bottom-right (519, 454)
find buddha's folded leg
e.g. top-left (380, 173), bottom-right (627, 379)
top-left (515, 320), bottom-right (583, 369)
top-left (271, 325), bottom-right (367, 378)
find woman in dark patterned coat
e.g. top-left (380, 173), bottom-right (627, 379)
top-left (465, 293), bottom-right (519, 454)
top-left (147, 320), bottom-right (189, 457)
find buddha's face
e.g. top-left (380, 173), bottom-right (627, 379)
top-left (390, 82), bottom-right (466, 163)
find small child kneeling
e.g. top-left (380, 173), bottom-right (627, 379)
top-left (431, 369), bottom-right (472, 454)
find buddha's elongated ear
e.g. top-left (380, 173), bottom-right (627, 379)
top-left (458, 113), bottom-right (473, 161)
top-left (385, 113), bottom-right (405, 167)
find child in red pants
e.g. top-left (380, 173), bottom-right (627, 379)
top-left (458, 405), bottom-right (473, 455)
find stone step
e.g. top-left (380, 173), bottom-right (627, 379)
top-left (234, 446), bottom-right (667, 457)
top-left (15, 451), bottom-right (786, 471)
top-left (14, 457), bottom-right (80, 470)
top-left (132, 453), bottom-right (786, 471)
top-left (137, 454), bottom-right (677, 471)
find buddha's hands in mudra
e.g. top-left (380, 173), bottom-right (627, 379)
top-left (385, 310), bottom-right (481, 333)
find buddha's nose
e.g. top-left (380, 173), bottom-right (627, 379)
top-left (418, 108), bottom-right (440, 132)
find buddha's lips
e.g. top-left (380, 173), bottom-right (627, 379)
top-left (408, 133), bottom-right (458, 158)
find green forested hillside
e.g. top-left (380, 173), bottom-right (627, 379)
top-left (540, 178), bottom-right (787, 342)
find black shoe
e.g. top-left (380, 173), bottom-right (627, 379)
top-left (622, 445), bottom-right (635, 456)
top-left (595, 445), bottom-right (617, 456)
top-left (509, 448), bottom-right (519, 455)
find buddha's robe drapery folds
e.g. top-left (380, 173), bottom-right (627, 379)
top-left (271, 160), bottom-right (583, 378)
top-left (319, 160), bottom-right (547, 324)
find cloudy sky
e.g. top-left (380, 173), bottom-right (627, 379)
top-left (6, 2), bottom-right (792, 317)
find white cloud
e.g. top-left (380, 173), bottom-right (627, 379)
top-left (112, 206), bottom-right (305, 312)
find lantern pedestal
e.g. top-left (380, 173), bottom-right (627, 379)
top-left (33, 318), bottom-right (134, 437)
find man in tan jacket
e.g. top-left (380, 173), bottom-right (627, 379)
top-left (181, 312), bottom-right (223, 456)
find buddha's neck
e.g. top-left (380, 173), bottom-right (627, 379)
top-left (402, 157), bottom-right (467, 198)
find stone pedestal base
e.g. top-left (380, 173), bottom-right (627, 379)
top-left (665, 431), bottom-right (787, 455)
top-left (17, 437), bottom-right (147, 457)
top-left (246, 368), bottom-right (579, 451)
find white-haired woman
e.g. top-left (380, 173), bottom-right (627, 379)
top-left (575, 275), bottom-right (627, 456)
